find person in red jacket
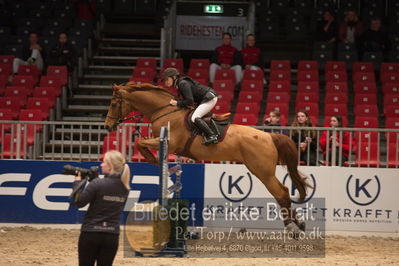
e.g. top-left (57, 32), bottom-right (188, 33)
top-left (319, 115), bottom-right (355, 166)
top-left (209, 32), bottom-right (242, 85)
top-left (241, 34), bottom-right (263, 71)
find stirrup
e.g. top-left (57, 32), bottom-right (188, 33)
top-left (202, 135), bottom-right (218, 145)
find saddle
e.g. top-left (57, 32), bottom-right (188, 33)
top-left (178, 111), bottom-right (231, 159)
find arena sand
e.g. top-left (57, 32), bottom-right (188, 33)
top-left (1, 226), bottom-right (399, 265)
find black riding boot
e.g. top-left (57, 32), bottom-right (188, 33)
top-left (194, 118), bottom-right (218, 145)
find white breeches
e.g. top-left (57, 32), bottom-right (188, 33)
top-left (191, 97), bottom-right (218, 123)
top-left (13, 49), bottom-right (44, 74)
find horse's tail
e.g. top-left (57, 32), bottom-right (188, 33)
top-left (270, 133), bottom-right (311, 203)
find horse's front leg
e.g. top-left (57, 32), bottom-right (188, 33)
top-left (137, 137), bottom-right (160, 165)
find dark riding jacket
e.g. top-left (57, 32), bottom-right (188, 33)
top-left (73, 173), bottom-right (129, 234)
top-left (175, 76), bottom-right (217, 108)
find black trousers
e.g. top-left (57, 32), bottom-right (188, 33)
top-left (78, 231), bottom-right (119, 266)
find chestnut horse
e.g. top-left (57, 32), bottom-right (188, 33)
top-left (105, 82), bottom-right (310, 232)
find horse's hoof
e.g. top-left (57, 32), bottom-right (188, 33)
top-left (285, 222), bottom-right (304, 240)
top-left (296, 220), bottom-right (306, 232)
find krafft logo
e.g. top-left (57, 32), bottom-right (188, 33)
top-left (282, 173), bottom-right (316, 204)
top-left (219, 171), bottom-right (253, 202)
top-left (346, 175), bottom-right (381, 206)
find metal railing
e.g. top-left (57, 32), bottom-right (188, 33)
top-left (0, 121), bottom-right (398, 168)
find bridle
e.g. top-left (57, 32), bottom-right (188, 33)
top-left (106, 90), bottom-right (181, 128)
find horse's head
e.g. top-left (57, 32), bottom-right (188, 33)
top-left (104, 84), bottom-right (133, 132)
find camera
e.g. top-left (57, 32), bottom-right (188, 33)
top-left (63, 165), bottom-right (99, 181)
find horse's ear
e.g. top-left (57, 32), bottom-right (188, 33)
top-left (112, 84), bottom-right (119, 92)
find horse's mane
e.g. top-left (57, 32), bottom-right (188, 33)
top-left (113, 81), bottom-right (175, 98)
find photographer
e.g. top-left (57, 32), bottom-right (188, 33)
top-left (73, 150), bottom-right (130, 266)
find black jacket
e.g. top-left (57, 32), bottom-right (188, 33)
top-left (22, 44), bottom-right (46, 62)
top-left (176, 76), bottom-right (217, 108)
top-left (73, 173), bottom-right (129, 234)
top-left (49, 41), bottom-right (76, 69)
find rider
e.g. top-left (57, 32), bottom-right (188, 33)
top-left (162, 67), bottom-right (219, 145)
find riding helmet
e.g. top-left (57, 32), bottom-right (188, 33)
top-left (162, 67), bottom-right (180, 80)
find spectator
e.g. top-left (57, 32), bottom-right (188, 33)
top-left (13, 32), bottom-right (45, 74)
top-left (241, 34), bottom-right (263, 71)
top-left (74, 0), bottom-right (96, 20)
top-left (290, 110), bottom-right (317, 166)
top-left (362, 17), bottom-right (391, 55)
top-left (49, 32), bottom-right (77, 72)
top-left (209, 32), bottom-right (242, 85)
top-left (319, 115), bottom-right (354, 166)
top-left (338, 10), bottom-right (363, 44)
top-left (316, 10), bottom-right (338, 43)
top-left (264, 110), bottom-right (286, 134)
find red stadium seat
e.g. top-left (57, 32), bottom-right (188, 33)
top-left (188, 68), bottom-right (209, 83)
top-left (354, 104), bottom-right (378, 117)
top-left (233, 113), bottom-right (258, 125)
top-left (269, 70), bottom-right (291, 82)
top-left (297, 81), bottom-right (319, 96)
top-left (384, 93), bottom-right (399, 107)
top-left (267, 91), bottom-right (290, 104)
top-left (242, 69), bottom-right (264, 81)
top-left (380, 62), bottom-right (399, 73)
top-left (354, 93), bottom-right (377, 106)
top-left (270, 60), bottom-right (291, 71)
top-left (18, 65), bottom-right (40, 82)
top-left (355, 116), bottom-right (378, 128)
top-left (5, 86), bottom-right (31, 98)
top-left (387, 143), bottom-right (399, 168)
top-left (353, 82), bottom-right (377, 94)
top-left (238, 91), bottom-right (262, 103)
top-left (19, 109), bottom-right (45, 144)
top-left (40, 75), bottom-right (63, 88)
top-left (241, 80), bottom-right (263, 92)
top-left (136, 58), bottom-right (157, 70)
top-left (297, 60), bottom-right (318, 71)
top-left (354, 142), bottom-right (380, 167)
top-left (33, 87), bottom-right (59, 104)
top-left (265, 103), bottom-right (289, 118)
top-left (353, 72), bottom-right (376, 83)
top-left (0, 55), bottom-right (14, 65)
top-left (0, 97), bottom-right (25, 118)
top-left (268, 80), bottom-right (291, 93)
top-left (215, 69), bottom-right (235, 83)
top-left (217, 90), bottom-right (234, 103)
top-left (352, 62), bottom-right (374, 73)
top-left (382, 83), bottom-right (399, 95)
top-left (325, 61), bottom-right (346, 72)
top-left (163, 58), bottom-right (184, 73)
top-left (129, 77), bottom-right (154, 84)
top-left (384, 105), bottom-right (399, 118)
top-left (189, 59), bottom-right (210, 70)
top-left (213, 99), bottom-right (231, 113)
top-left (47, 65), bottom-right (68, 85)
top-left (133, 67), bottom-right (156, 81)
top-left (101, 136), bottom-right (127, 160)
top-left (0, 108), bottom-right (13, 132)
top-left (324, 103), bottom-right (348, 117)
top-left (26, 98), bottom-right (51, 119)
top-left (295, 91), bottom-right (319, 104)
top-left (297, 70), bottom-right (319, 82)
top-left (235, 102), bottom-right (260, 115)
top-left (193, 78), bottom-right (208, 86)
top-left (0, 133), bottom-right (27, 159)
top-left (295, 102), bottom-right (319, 118)
top-left (385, 117), bottom-right (399, 145)
top-left (12, 75), bottom-right (36, 90)
top-left (0, 63), bottom-right (12, 77)
top-left (325, 71), bottom-right (347, 82)
top-left (381, 72), bottom-right (399, 84)
top-left (325, 92), bottom-right (348, 104)
top-left (0, 74), bottom-right (7, 93)
top-left (325, 82), bottom-right (348, 94)
top-left (213, 80), bottom-right (235, 92)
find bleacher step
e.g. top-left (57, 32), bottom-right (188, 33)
top-left (98, 46), bottom-right (160, 54)
top-left (82, 74), bottom-right (131, 80)
top-left (71, 95), bottom-right (112, 100)
top-left (77, 84), bottom-right (112, 90)
top-left (92, 56), bottom-right (159, 62)
top-left (101, 38), bottom-right (160, 47)
top-left (62, 116), bottom-right (105, 122)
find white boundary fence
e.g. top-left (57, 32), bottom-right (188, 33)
top-left (0, 120), bottom-right (398, 168)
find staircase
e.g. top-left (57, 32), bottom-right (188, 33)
top-left (63, 15), bottom-right (161, 122)
top-left (41, 15), bottom-right (161, 160)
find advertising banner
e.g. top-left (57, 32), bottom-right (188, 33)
top-left (176, 15), bottom-right (247, 50)
top-left (0, 160), bottom-right (204, 225)
top-left (204, 165), bottom-right (399, 232)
